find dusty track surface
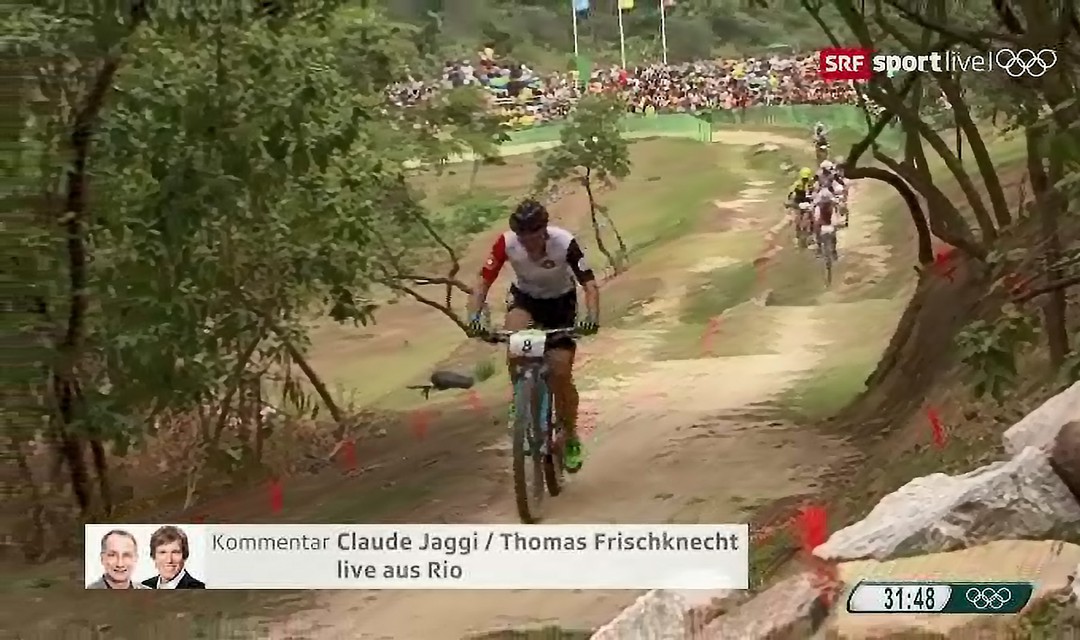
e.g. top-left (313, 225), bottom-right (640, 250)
top-left (264, 131), bottom-right (896, 639)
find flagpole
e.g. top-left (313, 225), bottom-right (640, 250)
top-left (572, 4), bottom-right (580, 58)
top-left (617, 2), bottom-right (626, 68)
top-left (659, 0), bottom-right (668, 65)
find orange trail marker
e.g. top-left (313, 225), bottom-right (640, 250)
top-left (926, 406), bottom-right (946, 449)
top-left (267, 477), bottom-right (284, 514)
top-left (410, 409), bottom-right (430, 441)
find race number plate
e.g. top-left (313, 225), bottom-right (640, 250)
top-left (821, 225), bottom-right (836, 234)
top-left (508, 330), bottom-right (547, 358)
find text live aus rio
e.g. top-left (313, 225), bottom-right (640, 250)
top-left (819, 47), bottom-right (1058, 80)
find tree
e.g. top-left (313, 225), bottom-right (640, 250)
top-left (534, 93), bottom-right (632, 273)
top-left (791, 0), bottom-right (1080, 401)
top-left (6, 0), bottom-right (504, 544)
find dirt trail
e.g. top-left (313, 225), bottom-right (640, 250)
top-left (268, 131), bottom-right (883, 639)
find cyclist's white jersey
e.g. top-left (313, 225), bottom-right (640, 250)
top-left (481, 226), bottom-right (596, 299)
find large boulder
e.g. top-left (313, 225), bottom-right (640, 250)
top-left (1004, 381), bottom-right (1080, 455)
top-left (588, 589), bottom-right (690, 640)
top-left (827, 539), bottom-right (1080, 638)
top-left (1051, 421), bottom-right (1080, 501)
top-left (814, 446), bottom-right (1080, 562)
top-left (701, 571), bottom-right (836, 639)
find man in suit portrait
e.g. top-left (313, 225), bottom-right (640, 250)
top-left (87, 529), bottom-right (150, 589)
top-left (141, 525), bottom-right (205, 589)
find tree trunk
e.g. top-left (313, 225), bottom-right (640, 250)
top-left (845, 165), bottom-right (935, 265)
top-left (1026, 128), bottom-right (1069, 367)
top-left (599, 206), bottom-right (628, 261)
top-left (89, 439), bottom-right (112, 517)
top-left (254, 375), bottom-right (265, 463)
top-left (280, 332), bottom-right (348, 437)
top-left (936, 73), bottom-right (1012, 229)
top-left (583, 169), bottom-right (617, 272)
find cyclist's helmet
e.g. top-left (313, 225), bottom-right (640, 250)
top-left (814, 121), bottom-right (825, 132)
top-left (820, 159), bottom-right (835, 172)
top-left (799, 167), bottom-right (813, 180)
top-left (509, 198), bottom-right (549, 234)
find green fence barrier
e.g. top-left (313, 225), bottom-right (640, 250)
top-left (500, 106), bottom-right (893, 151)
top-left (705, 104), bottom-right (903, 148)
top-left (504, 113), bottom-right (710, 149)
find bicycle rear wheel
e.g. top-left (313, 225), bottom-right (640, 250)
top-left (822, 233), bottom-right (835, 286)
top-left (512, 375), bottom-right (546, 524)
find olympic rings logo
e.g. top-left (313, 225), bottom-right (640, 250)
top-left (965, 587), bottom-right (1012, 610)
top-left (995, 48), bottom-right (1058, 78)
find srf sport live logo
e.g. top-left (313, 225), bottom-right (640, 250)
top-left (818, 47), bottom-right (1059, 80)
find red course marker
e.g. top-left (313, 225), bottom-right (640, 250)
top-left (339, 440), bottom-right (358, 472)
top-left (465, 389), bottom-right (485, 414)
top-left (410, 409), bottom-right (430, 441)
top-left (793, 504), bottom-right (828, 553)
top-left (793, 504), bottom-right (841, 607)
top-left (700, 316), bottom-right (722, 354)
top-left (933, 247), bottom-right (957, 282)
top-left (267, 477), bottom-right (284, 514)
top-left (926, 407), bottom-right (947, 449)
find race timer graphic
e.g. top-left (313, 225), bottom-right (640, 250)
top-left (846, 581), bottom-right (1034, 614)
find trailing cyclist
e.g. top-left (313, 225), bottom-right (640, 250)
top-left (812, 185), bottom-right (839, 262)
top-left (787, 169), bottom-right (815, 245)
top-left (465, 198), bottom-right (601, 473)
top-left (813, 122), bottom-right (829, 161)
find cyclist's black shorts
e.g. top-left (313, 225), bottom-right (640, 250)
top-left (506, 285), bottom-right (577, 351)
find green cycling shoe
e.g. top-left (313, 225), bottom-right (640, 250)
top-left (563, 436), bottom-right (584, 473)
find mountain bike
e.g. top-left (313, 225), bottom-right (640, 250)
top-left (792, 200), bottom-right (813, 249)
top-left (815, 141), bottom-right (829, 164)
top-left (483, 327), bottom-right (581, 524)
top-left (818, 222), bottom-right (838, 286)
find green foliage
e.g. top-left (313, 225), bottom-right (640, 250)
top-left (472, 357), bottom-right (497, 382)
top-left (441, 190), bottom-right (508, 235)
top-left (534, 93), bottom-right (631, 191)
top-left (954, 305), bottom-right (1039, 402)
top-left (9, 0), bottom-right (504, 453)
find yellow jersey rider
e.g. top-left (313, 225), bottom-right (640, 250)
top-left (788, 167), bottom-right (815, 203)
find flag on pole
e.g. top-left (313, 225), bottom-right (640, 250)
top-left (618, 0), bottom-right (633, 9)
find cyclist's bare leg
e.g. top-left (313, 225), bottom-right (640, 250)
top-left (545, 346), bottom-right (578, 441)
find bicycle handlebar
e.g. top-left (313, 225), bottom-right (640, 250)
top-left (480, 327), bottom-right (582, 344)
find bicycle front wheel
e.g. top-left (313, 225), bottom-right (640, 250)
top-left (511, 375), bottom-right (546, 524)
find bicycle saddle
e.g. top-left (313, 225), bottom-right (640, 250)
top-left (430, 370), bottom-right (475, 390)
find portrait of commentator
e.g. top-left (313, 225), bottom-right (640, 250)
top-left (87, 529), bottom-right (150, 589)
top-left (141, 525), bottom-right (206, 589)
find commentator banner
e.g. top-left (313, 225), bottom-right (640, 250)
top-left (85, 523), bottom-right (749, 590)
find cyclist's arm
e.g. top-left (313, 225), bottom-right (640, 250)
top-left (566, 239), bottom-right (599, 322)
top-left (469, 234), bottom-right (508, 318)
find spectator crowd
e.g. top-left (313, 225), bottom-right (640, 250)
top-left (388, 48), bottom-right (865, 128)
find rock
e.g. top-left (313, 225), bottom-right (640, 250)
top-left (1003, 381), bottom-right (1080, 455)
top-left (588, 589), bottom-right (690, 640)
top-left (814, 447), bottom-right (1080, 562)
top-left (1051, 421), bottom-right (1080, 501)
top-left (827, 540), bottom-right (1080, 639)
top-left (701, 571), bottom-right (836, 639)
